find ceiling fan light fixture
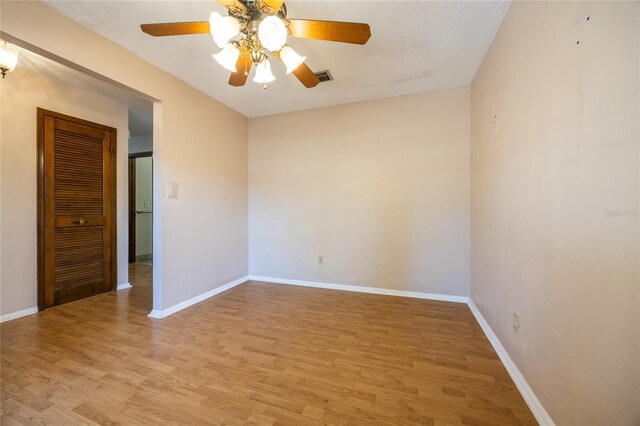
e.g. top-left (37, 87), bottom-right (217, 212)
top-left (213, 42), bottom-right (240, 72)
top-left (140, 4), bottom-right (371, 89)
top-left (279, 46), bottom-right (306, 74)
top-left (258, 16), bottom-right (287, 52)
top-left (209, 11), bottom-right (240, 49)
top-left (0, 41), bottom-right (19, 78)
top-left (253, 59), bottom-right (276, 85)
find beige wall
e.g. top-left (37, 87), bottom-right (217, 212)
top-left (0, 65), bottom-right (129, 314)
top-left (250, 87), bottom-right (470, 296)
top-left (1, 1), bottom-right (248, 312)
top-left (470, 2), bottom-right (639, 424)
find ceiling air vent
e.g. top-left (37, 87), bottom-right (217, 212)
top-left (314, 70), bottom-right (334, 83)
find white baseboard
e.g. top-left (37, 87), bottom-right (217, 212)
top-left (147, 309), bottom-right (163, 319)
top-left (0, 307), bottom-right (39, 323)
top-left (147, 275), bottom-right (249, 319)
top-left (116, 282), bottom-right (133, 291)
top-left (467, 300), bottom-right (554, 426)
top-left (247, 275), bottom-right (469, 304)
top-left (2, 283), bottom-right (132, 322)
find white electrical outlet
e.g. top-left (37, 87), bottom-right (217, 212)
top-left (513, 312), bottom-right (520, 332)
top-left (318, 256), bottom-right (324, 265)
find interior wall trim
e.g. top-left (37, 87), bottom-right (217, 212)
top-left (467, 300), bottom-right (555, 426)
top-left (147, 275), bottom-right (250, 319)
top-left (116, 282), bottom-right (133, 291)
top-left (247, 275), bottom-right (469, 304)
top-left (0, 307), bottom-right (39, 323)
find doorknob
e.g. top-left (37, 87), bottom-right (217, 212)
top-left (74, 219), bottom-right (88, 225)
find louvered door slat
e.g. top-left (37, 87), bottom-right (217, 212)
top-left (38, 109), bottom-right (116, 309)
top-left (54, 128), bottom-right (104, 217)
top-left (54, 226), bottom-right (104, 292)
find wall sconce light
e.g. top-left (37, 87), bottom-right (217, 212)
top-left (0, 41), bottom-right (19, 78)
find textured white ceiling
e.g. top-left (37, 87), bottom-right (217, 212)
top-left (42, 0), bottom-right (510, 118)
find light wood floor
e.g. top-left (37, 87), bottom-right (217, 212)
top-left (1, 264), bottom-right (535, 425)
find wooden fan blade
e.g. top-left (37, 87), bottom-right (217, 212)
top-left (273, 51), bottom-right (319, 88)
top-left (287, 19), bottom-right (371, 45)
top-left (229, 52), bottom-right (252, 87)
top-left (291, 63), bottom-right (320, 88)
top-left (141, 22), bottom-right (210, 37)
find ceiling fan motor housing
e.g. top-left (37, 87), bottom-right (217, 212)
top-left (250, 49), bottom-right (267, 64)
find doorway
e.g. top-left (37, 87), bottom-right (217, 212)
top-left (128, 152), bottom-right (153, 264)
top-left (127, 104), bottom-right (155, 311)
top-left (37, 108), bottom-right (117, 310)
top-left (8, 42), bottom-right (161, 318)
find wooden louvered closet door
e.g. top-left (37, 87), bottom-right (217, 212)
top-left (38, 109), bottom-right (117, 309)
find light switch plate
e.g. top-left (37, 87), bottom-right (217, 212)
top-left (168, 182), bottom-right (179, 199)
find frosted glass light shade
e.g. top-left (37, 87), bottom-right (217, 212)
top-left (253, 59), bottom-right (276, 84)
top-left (258, 16), bottom-right (287, 52)
top-left (213, 43), bottom-right (240, 72)
top-left (0, 42), bottom-right (19, 73)
top-left (209, 11), bottom-right (240, 49)
top-left (279, 46), bottom-right (306, 74)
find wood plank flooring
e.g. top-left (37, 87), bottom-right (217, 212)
top-left (1, 264), bottom-right (536, 425)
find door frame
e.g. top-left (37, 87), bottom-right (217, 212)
top-left (128, 151), bottom-right (153, 263)
top-left (37, 108), bottom-right (118, 311)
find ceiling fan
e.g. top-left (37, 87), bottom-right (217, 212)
top-left (140, 0), bottom-right (371, 89)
